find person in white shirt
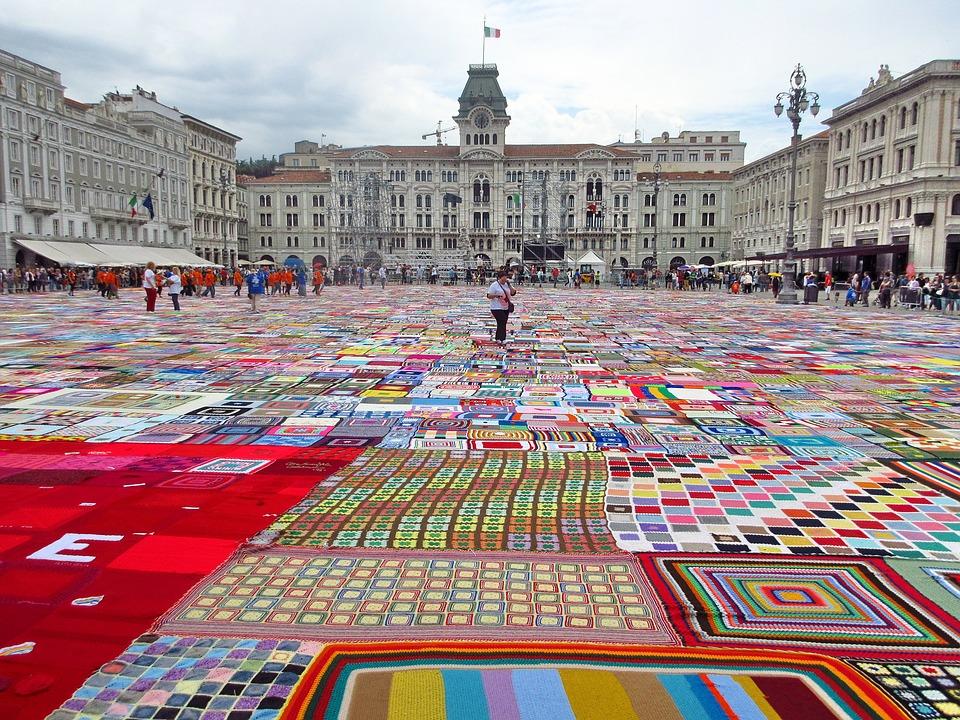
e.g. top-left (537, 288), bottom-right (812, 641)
top-left (165, 267), bottom-right (182, 311)
top-left (142, 261), bottom-right (158, 312)
top-left (378, 265), bottom-right (387, 289)
top-left (486, 269), bottom-right (517, 343)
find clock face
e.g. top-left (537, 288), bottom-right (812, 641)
top-left (474, 111), bottom-right (490, 129)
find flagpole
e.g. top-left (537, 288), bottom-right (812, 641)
top-left (482, 17), bottom-right (485, 66)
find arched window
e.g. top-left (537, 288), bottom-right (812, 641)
top-left (899, 107), bottom-right (907, 129)
top-left (880, 115), bottom-right (886, 136)
top-left (465, 135), bottom-right (471, 146)
top-left (427, 171), bottom-right (433, 182)
top-left (845, 129), bottom-right (851, 147)
top-left (911, 102), bottom-right (919, 125)
top-left (862, 123), bottom-right (868, 142)
top-left (702, 193), bottom-right (709, 206)
top-left (492, 133), bottom-right (497, 144)
top-left (893, 199), bottom-right (900, 218)
top-left (857, 206), bottom-right (863, 224)
top-left (595, 179), bottom-right (602, 200)
top-left (473, 179), bottom-right (481, 202)
top-left (416, 194), bottom-right (423, 208)
top-left (622, 195), bottom-right (628, 209)
top-left (871, 119), bottom-right (877, 139)
top-left (905, 197), bottom-right (912, 216)
top-left (398, 195), bottom-right (405, 208)
top-left (587, 180), bottom-right (595, 200)
top-left (951, 194), bottom-right (960, 215)
top-left (874, 202), bottom-right (880, 221)
top-left (482, 179), bottom-right (490, 202)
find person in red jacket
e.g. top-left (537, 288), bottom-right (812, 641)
top-left (201, 269), bottom-right (217, 298)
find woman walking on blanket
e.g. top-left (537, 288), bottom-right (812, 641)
top-left (486, 268), bottom-right (517, 344)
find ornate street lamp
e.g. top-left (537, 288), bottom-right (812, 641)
top-left (219, 169), bottom-right (230, 267)
top-left (773, 63), bottom-right (820, 304)
top-left (641, 161), bottom-right (668, 273)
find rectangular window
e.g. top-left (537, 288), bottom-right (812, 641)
top-left (720, 152), bottom-right (730, 161)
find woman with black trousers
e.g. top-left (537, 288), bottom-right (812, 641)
top-left (486, 269), bottom-right (517, 344)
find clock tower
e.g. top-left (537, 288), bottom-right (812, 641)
top-left (455, 64), bottom-right (510, 157)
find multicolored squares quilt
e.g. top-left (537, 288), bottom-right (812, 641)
top-left (0, 287), bottom-right (957, 720)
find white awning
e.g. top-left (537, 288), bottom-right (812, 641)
top-left (15, 239), bottom-right (219, 268)
top-left (14, 238), bottom-right (109, 266)
top-left (576, 250), bottom-right (606, 267)
top-left (156, 249), bottom-right (223, 268)
top-left (87, 243), bottom-right (158, 266)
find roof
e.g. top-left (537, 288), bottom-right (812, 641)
top-left (505, 144), bottom-right (636, 158)
top-left (180, 114), bottom-right (243, 141)
top-left (64, 97), bottom-right (91, 111)
top-left (246, 171), bottom-right (331, 185)
top-left (636, 171), bottom-right (733, 181)
top-left (332, 146), bottom-right (461, 159)
top-left (733, 131), bottom-right (830, 176)
top-left (457, 64), bottom-right (509, 119)
top-left (330, 143), bottom-right (639, 160)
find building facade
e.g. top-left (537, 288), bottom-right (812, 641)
top-left (246, 64), bottom-right (742, 272)
top-left (821, 61), bottom-right (960, 276)
top-left (246, 170), bottom-right (332, 266)
top-left (279, 140), bottom-right (340, 169)
top-left (0, 50), bottom-right (194, 268)
top-left (732, 131), bottom-right (829, 263)
top-left (183, 116), bottom-right (242, 267)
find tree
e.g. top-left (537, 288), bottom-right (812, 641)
top-left (236, 155), bottom-right (279, 178)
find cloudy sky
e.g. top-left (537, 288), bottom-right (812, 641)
top-left (2, 0), bottom-right (958, 162)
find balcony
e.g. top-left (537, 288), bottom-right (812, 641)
top-left (89, 206), bottom-right (147, 224)
top-left (22, 197), bottom-right (59, 215)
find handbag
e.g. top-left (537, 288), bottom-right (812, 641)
top-left (499, 282), bottom-right (515, 313)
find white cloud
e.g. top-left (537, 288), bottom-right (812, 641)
top-left (1, 0), bottom-right (957, 161)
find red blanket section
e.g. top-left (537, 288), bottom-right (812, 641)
top-left (0, 441), bottom-right (361, 720)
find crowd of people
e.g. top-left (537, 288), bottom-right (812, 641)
top-left (2, 260), bottom-right (959, 317)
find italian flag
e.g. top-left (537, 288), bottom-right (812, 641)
top-left (128, 193), bottom-right (138, 217)
top-left (484, 26), bottom-right (501, 38)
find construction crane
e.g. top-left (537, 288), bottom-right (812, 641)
top-left (422, 120), bottom-right (456, 146)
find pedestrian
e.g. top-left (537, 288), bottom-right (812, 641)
top-left (379, 265), bottom-right (387, 289)
top-left (142, 261), bottom-right (158, 312)
top-left (234, 268), bottom-right (244, 296)
top-left (860, 272), bottom-right (872, 306)
top-left (486, 269), bottom-right (517, 344)
top-left (878, 272), bottom-right (893, 308)
top-left (297, 266), bottom-right (307, 297)
top-left (246, 267), bottom-right (265, 313)
top-left (357, 265), bottom-right (366, 290)
top-left (201, 269), bottom-right (216, 298)
top-left (313, 266), bottom-right (325, 294)
top-left (166, 267), bottom-right (182, 311)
